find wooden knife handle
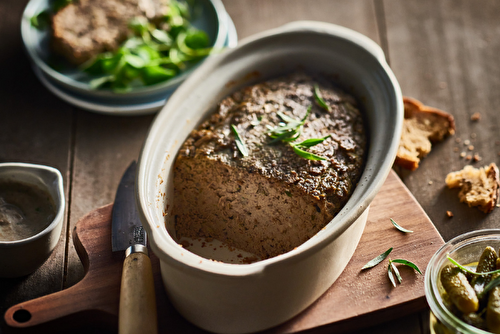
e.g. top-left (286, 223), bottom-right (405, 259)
top-left (119, 249), bottom-right (158, 334)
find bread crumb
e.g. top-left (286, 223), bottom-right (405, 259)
top-left (466, 155), bottom-right (472, 161)
top-left (473, 154), bottom-right (482, 162)
top-left (395, 97), bottom-right (455, 170)
top-left (464, 139), bottom-right (471, 145)
top-left (446, 211), bottom-right (454, 218)
top-left (445, 163), bottom-right (500, 213)
top-left (429, 181), bottom-right (433, 185)
top-left (460, 152), bottom-right (466, 158)
top-left (468, 145), bottom-right (474, 151)
top-left (471, 133), bottom-right (477, 139)
top-left (454, 147), bottom-right (459, 152)
top-left (471, 112), bottom-right (481, 121)
top-left (455, 138), bottom-right (462, 143)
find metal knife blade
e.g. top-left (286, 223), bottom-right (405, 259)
top-left (112, 161), bottom-right (158, 334)
top-left (112, 161), bottom-right (146, 252)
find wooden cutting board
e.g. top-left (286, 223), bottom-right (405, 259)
top-left (4, 170), bottom-right (444, 333)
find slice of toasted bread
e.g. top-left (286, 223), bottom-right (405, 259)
top-left (395, 97), bottom-right (455, 170)
top-left (445, 163), bottom-right (500, 213)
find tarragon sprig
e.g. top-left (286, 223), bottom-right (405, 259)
top-left (361, 248), bottom-right (393, 270)
top-left (231, 124), bottom-right (248, 157)
top-left (361, 248), bottom-right (422, 287)
top-left (314, 84), bottom-right (331, 112)
top-left (267, 106), bottom-right (330, 160)
top-left (390, 218), bottom-right (413, 233)
top-left (267, 107), bottom-right (311, 143)
top-left (291, 136), bottom-right (331, 161)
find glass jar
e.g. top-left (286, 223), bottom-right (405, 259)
top-left (425, 229), bottom-right (500, 334)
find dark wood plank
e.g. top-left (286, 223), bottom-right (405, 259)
top-left (384, 0), bottom-right (500, 242)
top-left (65, 111), bottom-right (154, 288)
top-left (0, 0), bottom-right (74, 333)
top-left (222, 0), bottom-right (381, 44)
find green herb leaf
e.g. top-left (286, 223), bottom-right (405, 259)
top-left (177, 31), bottom-right (212, 57)
top-left (141, 66), bottom-right (176, 85)
top-left (291, 145), bottom-right (327, 161)
top-left (184, 30), bottom-right (210, 49)
top-left (277, 112), bottom-right (300, 124)
top-left (268, 106), bottom-right (329, 160)
top-left (250, 116), bottom-right (262, 127)
top-left (390, 260), bottom-right (403, 283)
top-left (294, 135), bottom-right (331, 149)
top-left (124, 54), bottom-right (146, 68)
top-left (129, 17), bottom-right (150, 35)
top-left (361, 247), bottom-right (393, 270)
top-left (52, 0), bottom-right (72, 12)
top-left (269, 128), bottom-right (302, 144)
top-left (314, 84), bottom-right (331, 112)
top-left (301, 106), bottom-right (312, 122)
top-left (136, 45), bottom-right (161, 62)
top-left (30, 10), bottom-right (50, 30)
top-left (388, 263), bottom-right (397, 287)
top-left (231, 124), bottom-right (249, 157)
top-left (151, 29), bottom-right (172, 45)
top-left (447, 255), bottom-right (500, 276)
top-left (479, 275), bottom-right (500, 299)
top-left (390, 218), bottom-right (413, 233)
top-left (76, 0), bottom-right (216, 91)
top-left (89, 75), bottom-right (115, 89)
top-left (391, 259), bottom-right (423, 274)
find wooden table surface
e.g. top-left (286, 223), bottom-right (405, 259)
top-left (1, 0), bottom-right (500, 333)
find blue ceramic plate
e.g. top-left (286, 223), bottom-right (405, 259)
top-left (21, 0), bottom-right (237, 114)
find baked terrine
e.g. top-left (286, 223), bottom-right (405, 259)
top-left (52, 0), bottom-right (169, 65)
top-left (173, 72), bottom-right (367, 259)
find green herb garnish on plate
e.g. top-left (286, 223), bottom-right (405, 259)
top-left (81, 5), bottom-right (214, 92)
top-left (31, 0), bottom-right (215, 92)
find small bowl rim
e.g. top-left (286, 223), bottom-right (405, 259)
top-left (20, 0), bottom-right (229, 98)
top-left (425, 228), bottom-right (500, 334)
top-left (0, 162), bottom-right (65, 247)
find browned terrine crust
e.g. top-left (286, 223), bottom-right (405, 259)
top-left (173, 72), bottom-right (367, 259)
top-left (52, 0), bottom-right (169, 65)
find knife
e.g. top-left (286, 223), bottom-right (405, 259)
top-left (112, 161), bottom-right (158, 334)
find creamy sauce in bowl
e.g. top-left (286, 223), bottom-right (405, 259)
top-left (0, 181), bottom-right (56, 241)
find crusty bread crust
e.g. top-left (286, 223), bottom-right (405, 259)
top-left (395, 97), bottom-right (455, 171)
top-left (445, 163), bottom-right (500, 213)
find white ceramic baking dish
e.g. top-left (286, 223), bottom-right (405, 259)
top-left (137, 21), bottom-right (403, 333)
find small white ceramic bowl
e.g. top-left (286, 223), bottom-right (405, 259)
top-left (137, 21), bottom-right (403, 333)
top-left (0, 163), bottom-right (65, 278)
